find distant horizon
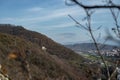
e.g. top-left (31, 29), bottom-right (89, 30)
top-left (63, 41), bottom-right (119, 46)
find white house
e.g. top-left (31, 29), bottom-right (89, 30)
top-left (42, 46), bottom-right (47, 51)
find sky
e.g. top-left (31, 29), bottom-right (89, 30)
top-left (0, 0), bottom-right (120, 45)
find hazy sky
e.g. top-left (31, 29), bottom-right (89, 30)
top-left (0, 0), bottom-right (120, 44)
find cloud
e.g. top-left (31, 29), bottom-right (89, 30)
top-left (59, 33), bottom-right (76, 37)
top-left (47, 20), bottom-right (103, 29)
top-left (0, 7), bottom-right (84, 25)
top-left (58, 32), bottom-right (76, 39)
top-left (0, 17), bottom-right (17, 24)
top-left (21, 7), bottom-right (84, 23)
top-left (79, 0), bottom-right (105, 5)
top-left (0, 18), bottom-right (14, 21)
top-left (47, 22), bottom-right (76, 29)
top-left (27, 7), bottom-right (43, 12)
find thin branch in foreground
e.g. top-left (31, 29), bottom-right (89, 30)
top-left (66, 0), bottom-right (120, 80)
top-left (108, 61), bottom-right (119, 80)
top-left (84, 9), bottom-right (110, 79)
top-left (70, 0), bottom-right (120, 9)
top-left (68, 15), bottom-right (88, 30)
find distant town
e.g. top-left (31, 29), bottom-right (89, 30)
top-left (88, 48), bottom-right (120, 58)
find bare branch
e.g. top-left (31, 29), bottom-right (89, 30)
top-left (108, 61), bottom-right (119, 80)
top-left (68, 14), bottom-right (89, 30)
top-left (66, 0), bottom-right (120, 80)
top-left (116, 10), bottom-right (120, 18)
top-left (84, 9), bottom-right (111, 79)
top-left (96, 33), bottom-right (101, 42)
top-left (110, 8), bottom-right (120, 38)
top-left (70, 0), bottom-right (120, 9)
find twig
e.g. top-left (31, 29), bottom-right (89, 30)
top-left (70, 0), bottom-right (120, 9)
top-left (84, 9), bottom-right (110, 79)
top-left (68, 15), bottom-right (89, 30)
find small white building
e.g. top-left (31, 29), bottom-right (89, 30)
top-left (42, 46), bottom-right (47, 51)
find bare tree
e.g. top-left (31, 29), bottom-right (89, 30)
top-left (65, 0), bottom-right (120, 80)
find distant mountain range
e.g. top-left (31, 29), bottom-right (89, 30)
top-left (65, 43), bottom-right (116, 52)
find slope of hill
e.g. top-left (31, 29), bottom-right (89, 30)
top-left (0, 24), bottom-right (87, 67)
top-left (0, 24), bottom-right (95, 80)
top-left (0, 24), bottom-right (83, 60)
top-left (0, 32), bottom-right (89, 80)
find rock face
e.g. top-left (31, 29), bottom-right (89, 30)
top-left (0, 73), bottom-right (9, 80)
top-left (0, 64), bottom-right (9, 80)
top-left (0, 24), bottom-right (92, 80)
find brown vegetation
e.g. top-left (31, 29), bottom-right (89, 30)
top-left (0, 25), bottom-right (93, 80)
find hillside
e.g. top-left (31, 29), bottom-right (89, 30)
top-left (0, 24), bottom-right (84, 60)
top-left (0, 32), bottom-right (90, 80)
top-left (0, 24), bottom-right (95, 80)
top-left (0, 24), bottom-right (84, 66)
